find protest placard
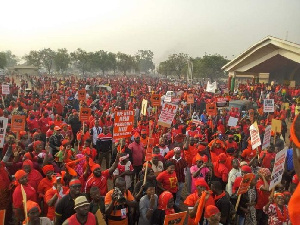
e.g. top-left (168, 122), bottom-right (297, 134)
top-left (1, 85), bottom-right (9, 95)
top-left (164, 211), bottom-right (187, 225)
top-left (158, 103), bottom-right (178, 128)
top-left (271, 119), bottom-right (282, 133)
top-left (151, 94), bottom-right (161, 106)
top-left (78, 89), bottom-right (86, 101)
top-left (79, 107), bottom-right (91, 121)
top-left (216, 97), bottom-right (229, 107)
top-left (228, 116), bottom-right (238, 127)
top-left (262, 125), bottom-right (271, 150)
top-left (187, 94), bottom-right (194, 104)
top-left (263, 99), bottom-right (275, 112)
top-left (269, 148), bottom-right (288, 190)
top-left (237, 173), bottom-right (255, 195)
top-left (113, 110), bottom-right (134, 139)
top-left (206, 102), bottom-right (217, 116)
top-left (11, 115), bottom-right (25, 132)
top-left (0, 117), bottom-right (8, 148)
top-left (250, 122), bottom-right (261, 149)
top-left (141, 99), bottom-right (148, 116)
top-left (145, 138), bottom-right (155, 161)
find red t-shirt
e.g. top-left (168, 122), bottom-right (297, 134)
top-left (260, 151), bottom-right (276, 168)
top-left (84, 169), bottom-right (110, 196)
top-left (255, 179), bottom-right (270, 209)
top-left (156, 170), bottom-right (178, 193)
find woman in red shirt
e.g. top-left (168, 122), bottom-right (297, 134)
top-left (156, 161), bottom-right (178, 196)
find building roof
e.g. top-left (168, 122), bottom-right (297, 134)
top-left (222, 36), bottom-right (300, 73)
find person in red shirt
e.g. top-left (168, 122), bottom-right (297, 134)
top-left (27, 113), bottom-right (40, 131)
top-left (241, 140), bottom-right (257, 163)
top-left (212, 153), bottom-right (229, 189)
top-left (209, 139), bottom-right (226, 163)
top-left (22, 159), bottom-right (43, 191)
top-left (39, 112), bottom-right (52, 135)
top-left (156, 161), bottom-right (178, 195)
top-left (38, 165), bottom-right (55, 199)
top-left (259, 144), bottom-right (276, 168)
top-left (225, 135), bottom-right (238, 153)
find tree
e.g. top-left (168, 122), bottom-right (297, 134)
top-left (135, 50), bottom-right (155, 74)
top-left (158, 53), bottom-right (189, 78)
top-left (40, 48), bottom-right (55, 74)
top-left (24, 50), bottom-right (43, 68)
top-left (0, 52), bottom-right (7, 69)
top-left (70, 48), bottom-right (92, 76)
top-left (91, 50), bottom-right (110, 75)
top-left (193, 54), bottom-right (229, 79)
top-left (158, 61), bottom-right (171, 77)
top-left (107, 52), bottom-right (117, 75)
top-left (4, 50), bottom-right (19, 67)
top-left (117, 52), bottom-right (135, 75)
top-left (54, 48), bottom-right (70, 74)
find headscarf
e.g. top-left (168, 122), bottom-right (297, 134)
top-left (91, 164), bottom-right (101, 172)
top-left (204, 205), bottom-right (220, 218)
top-left (15, 170), bottom-right (27, 184)
top-left (119, 154), bottom-right (129, 162)
top-left (258, 168), bottom-right (271, 177)
top-left (23, 159), bottom-right (34, 170)
top-left (26, 200), bottom-right (41, 213)
top-left (42, 165), bottom-right (54, 175)
top-left (157, 191), bottom-right (175, 215)
top-left (194, 178), bottom-right (209, 190)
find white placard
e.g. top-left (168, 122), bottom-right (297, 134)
top-left (250, 122), bottom-right (261, 149)
top-left (269, 148), bottom-right (288, 190)
top-left (2, 84), bottom-right (9, 95)
top-left (263, 99), bottom-right (274, 112)
top-left (262, 125), bottom-right (271, 150)
top-left (228, 117), bottom-right (238, 127)
top-left (158, 103), bottom-right (178, 128)
top-left (0, 117), bottom-right (8, 148)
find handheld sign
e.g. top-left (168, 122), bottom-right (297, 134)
top-left (11, 115), bottom-right (26, 132)
top-left (1, 85), bottom-right (9, 95)
top-left (250, 122), bottom-right (261, 149)
top-left (187, 94), bottom-right (194, 104)
top-left (262, 125), bottom-right (272, 150)
top-left (0, 117), bottom-right (8, 148)
top-left (151, 94), bottom-right (161, 107)
top-left (206, 102), bottom-right (217, 116)
top-left (228, 116), bottom-right (238, 127)
top-left (113, 110), bottom-right (134, 139)
top-left (158, 103), bottom-right (178, 128)
top-left (145, 138), bottom-right (155, 161)
top-left (79, 108), bottom-right (91, 122)
top-left (216, 97), bottom-right (229, 107)
top-left (141, 99), bottom-right (148, 116)
top-left (78, 89), bottom-right (86, 101)
top-left (263, 99), bottom-right (275, 112)
top-left (271, 119), bottom-right (282, 133)
top-left (164, 211), bottom-right (187, 225)
top-left (237, 173), bottom-right (255, 195)
top-left (269, 148), bottom-right (288, 190)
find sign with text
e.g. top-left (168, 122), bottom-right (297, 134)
top-left (262, 125), bottom-right (272, 150)
top-left (151, 94), bottom-right (161, 107)
top-left (206, 102), bottom-right (217, 116)
top-left (263, 99), bottom-right (275, 112)
top-left (79, 107), bottom-right (91, 121)
top-left (271, 119), bottom-right (282, 133)
top-left (269, 148), bottom-right (287, 190)
top-left (164, 211), bottom-right (187, 225)
top-left (78, 89), bottom-right (86, 101)
top-left (145, 138), bottom-right (155, 161)
top-left (216, 97), bottom-right (229, 107)
top-left (11, 115), bottom-right (25, 132)
top-left (250, 122), bottom-right (261, 149)
top-left (1, 85), bottom-right (9, 95)
top-left (0, 117), bottom-right (8, 148)
top-left (158, 103), bottom-right (178, 128)
top-left (237, 173), bottom-right (255, 195)
top-left (228, 116), bottom-right (238, 127)
top-left (141, 99), bottom-right (148, 116)
top-left (113, 110), bottom-right (134, 139)
top-left (187, 94), bottom-right (194, 104)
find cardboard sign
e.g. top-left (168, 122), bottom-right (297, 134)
top-left (158, 103), bottom-right (178, 128)
top-left (250, 122), bottom-right (261, 149)
top-left (151, 94), bottom-right (161, 107)
top-left (269, 148), bottom-right (288, 190)
top-left (271, 119), bottom-right (282, 133)
top-left (187, 94), bottom-right (194, 104)
top-left (228, 116), bottom-right (238, 127)
top-left (262, 125), bottom-right (272, 150)
top-left (79, 107), bottom-right (91, 121)
top-left (237, 173), bottom-right (255, 195)
top-left (289, 80), bottom-right (295, 88)
top-left (0, 117), bottom-right (8, 148)
top-left (145, 138), bottom-right (155, 161)
top-left (263, 99), bottom-right (275, 112)
top-left (11, 115), bottom-right (26, 132)
top-left (1, 85), bottom-right (9, 95)
top-left (206, 102), bottom-right (217, 116)
top-left (78, 89), bottom-right (86, 101)
top-left (113, 110), bottom-right (134, 139)
top-left (216, 97), bottom-right (229, 107)
top-left (141, 99), bottom-right (148, 116)
top-left (164, 211), bottom-right (187, 225)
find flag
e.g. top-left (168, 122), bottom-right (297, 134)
top-left (206, 81), bottom-right (217, 93)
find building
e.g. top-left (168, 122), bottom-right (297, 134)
top-left (222, 36), bottom-right (300, 90)
top-left (8, 65), bottom-right (39, 76)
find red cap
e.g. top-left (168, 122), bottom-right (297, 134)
top-left (204, 205), bottom-right (220, 218)
top-left (241, 165), bottom-right (252, 173)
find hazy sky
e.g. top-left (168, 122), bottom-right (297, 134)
top-left (0, 0), bottom-right (299, 64)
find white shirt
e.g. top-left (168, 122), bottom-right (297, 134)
top-left (91, 126), bottom-right (102, 145)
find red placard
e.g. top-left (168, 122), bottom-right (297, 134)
top-left (113, 110), bottom-right (134, 139)
top-left (237, 173), bottom-right (255, 195)
top-left (164, 211), bottom-right (187, 225)
top-left (145, 138), bottom-right (155, 161)
top-left (151, 94), bottom-right (161, 107)
top-left (11, 115), bottom-right (26, 132)
top-left (78, 89), bottom-right (86, 101)
top-left (216, 97), bottom-right (229, 107)
top-left (187, 94), bottom-right (194, 104)
top-left (79, 108), bottom-right (91, 121)
top-left (206, 102), bottom-right (217, 116)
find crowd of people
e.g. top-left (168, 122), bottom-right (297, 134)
top-left (0, 74), bottom-right (299, 225)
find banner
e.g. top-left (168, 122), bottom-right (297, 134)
top-left (158, 103), bottom-right (178, 128)
top-left (250, 122), bottom-right (261, 149)
top-left (269, 148), bottom-right (288, 190)
top-left (113, 110), bottom-right (134, 139)
top-left (78, 89), bottom-right (86, 101)
top-left (206, 81), bottom-right (217, 93)
top-left (11, 115), bottom-right (25, 132)
top-left (151, 94), bottom-right (161, 107)
top-left (141, 99), bottom-right (148, 116)
top-left (262, 125), bottom-right (272, 150)
top-left (1, 85), bottom-right (9, 95)
top-left (206, 102), bottom-right (217, 116)
top-left (145, 138), bottom-right (155, 161)
top-left (164, 211), bottom-right (187, 225)
top-left (263, 99), bottom-right (275, 112)
top-left (187, 94), bottom-right (194, 104)
top-left (228, 116), bottom-right (238, 127)
top-left (237, 173), bottom-right (256, 195)
top-left (0, 117), bottom-right (8, 148)
top-left (271, 119), bottom-right (281, 133)
top-left (216, 97), bottom-right (229, 107)
top-left (79, 107), bottom-right (91, 121)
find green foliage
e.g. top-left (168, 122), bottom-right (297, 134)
top-left (40, 48), bottom-right (55, 74)
top-left (70, 48), bottom-right (92, 76)
top-left (158, 53), bottom-right (189, 78)
top-left (107, 52), bottom-right (117, 75)
top-left (135, 50), bottom-right (155, 73)
top-left (24, 50), bottom-right (43, 68)
top-left (117, 52), bottom-right (135, 75)
top-left (90, 50), bottom-right (110, 75)
top-left (4, 50), bottom-right (19, 67)
top-left (0, 52), bottom-right (7, 69)
top-left (54, 48), bottom-right (70, 73)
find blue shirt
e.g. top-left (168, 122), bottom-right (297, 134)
top-left (286, 148), bottom-right (294, 171)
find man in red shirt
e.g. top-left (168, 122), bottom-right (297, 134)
top-left (225, 135), bottom-right (238, 153)
top-left (259, 144), bottom-right (276, 168)
top-left (213, 153), bottom-right (228, 189)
